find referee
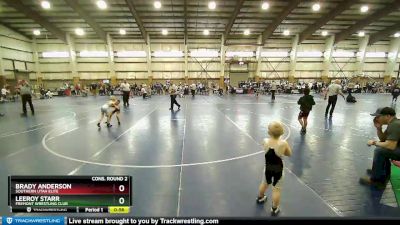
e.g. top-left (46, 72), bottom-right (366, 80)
top-left (20, 80), bottom-right (35, 116)
top-left (324, 79), bottom-right (345, 118)
top-left (169, 83), bottom-right (181, 111)
top-left (120, 79), bottom-right (130, 107)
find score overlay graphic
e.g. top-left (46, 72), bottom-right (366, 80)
top-left (8, 176), bottom-right (132, 213)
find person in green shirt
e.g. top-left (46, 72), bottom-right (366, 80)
top-left (297, 88), bottom-right (315, 133)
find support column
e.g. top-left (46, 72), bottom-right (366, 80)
top-left (384, 37), bottom-right (400, 83)
top-left (66, 34), bottom-right (78, 84)
top-left (322, 36), bottom-right (334, 83)
top-left (32, 38), bottom-right (43, 86)
top-left (146, 34), bottom-right (153, 85)
top-left (355, 35), bottom-right (369, 77)
top-left (184, 43), bottom-right (188, 84)
top-left (107, 33), bottom-right (116, 85)
top-left (0, 35), bottom-right (6, 88)
top-left (220, 34), bottom-right (226, 88)
top-left (255, 35), bottom-right (262, 82)
top-left (288, 34), bottom-right (299, 83)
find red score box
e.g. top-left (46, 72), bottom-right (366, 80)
top-left (112, 183), bottom-right (130, 194)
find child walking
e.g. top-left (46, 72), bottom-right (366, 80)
top-left (257, 121), bottom-right (292, 216)
top-left (297, 88), bottom-right (315, 133)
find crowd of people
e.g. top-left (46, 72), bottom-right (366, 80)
top-left (1, 77), bottom-right (400, 216)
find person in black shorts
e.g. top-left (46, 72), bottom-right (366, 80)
top-left (297, 88), bottom-right (315, 133)
top-left (257, 122), bottom-right (292, 216)
top-left (108, 99), bottom-right (121, 125)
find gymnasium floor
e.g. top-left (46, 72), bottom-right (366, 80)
top-left (0, 92), bottom-right (399, 217)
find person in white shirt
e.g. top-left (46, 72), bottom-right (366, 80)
top-left (141, 85), bottom-right (148, 99)
top-left (271, 81), bottom-right (277, 100)
top-left (46, 90), bottom-right (53, 99)
top-left (190, 83), bottom-right (196, 97)
top-left (324, 79), bottom-right (345, 118)
top-left (1, 86), bottom-right (9, 101)
top-left (120, 80), bottom-right (131, 107)
top-left (169, 84), bottom-right (181, 110)
top-left (97, 96), bottom-right (118, 128)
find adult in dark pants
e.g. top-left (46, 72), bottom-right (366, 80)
top-left (270, 81), bottom-right (277, 101)
top-left (324, 79), bottom-right (345, 118)
top-left (391, 85), bottom-right (400, 103)
top-left (169, 84), bottom-right (180, 111)
top-left (120, 79), bottom-right (130, 107)
top-left (190, 83), bottom-right (196, 97)
top-left (20, 80), bottom-right (34, 116)
top-left (360, 107), bottom-right (400, 189)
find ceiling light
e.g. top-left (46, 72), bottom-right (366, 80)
top-left (332, 50), bottom-right (355, 58)
top-left (312, 3), bottom-right (320, 11)
top-left (364, 52), bottom-right (386, 58)
top-left (360, 5), bottom-right (369, 13)
top-left (283, 30), bottom-right (290, 36)
top-left (33, 29), bottom-right (41, 36)
top-left (394, 32), bottom-right (400, 38)
top-left (358, 31), bottom-right (365, 37)
top-left (321, 31), bottom-right (328, 36)
top-left (75, 28), bottom-right (85, 36)
top-left (119, 29), bottom-right (126, 35)
top-left (203, 30), bottom-right (210, 35)
top-left (41, 1), bottom-right (51, 9)
top-left (96, 0), bottom-right (107, 9)
top-left (208, 1), bottom-right (216, 10)
top-left (244, 29), bottom-right (250, 35)
top-left (154, 1), bottom-right (162, 9)
top-left (261, 2), bottom-right (270, 10)
top-left (162, 29), bottom-right (168, 35)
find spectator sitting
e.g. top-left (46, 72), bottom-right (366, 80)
top-left (346, 90), bottom-right (357, 103)
top-left (46, 90), bottom-right (53, 99)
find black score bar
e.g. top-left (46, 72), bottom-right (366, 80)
top-left (10, 206), bottom-right (130, 214)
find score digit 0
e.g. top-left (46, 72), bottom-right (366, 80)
top-left (119, 197), bottom-right (125, 205)
top-left (119, 185), bottom-right (125, 192)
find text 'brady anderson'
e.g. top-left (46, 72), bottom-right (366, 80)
top-left (15, 184), bottom-right (72, 189)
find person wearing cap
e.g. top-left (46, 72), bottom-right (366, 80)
top-left (359, 107), bottom-right (400, 189)
top-left (324, 79), bottom-right (345, 118)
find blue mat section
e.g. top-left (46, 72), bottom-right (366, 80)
top-left (0, 94), bottom-right (399, 217)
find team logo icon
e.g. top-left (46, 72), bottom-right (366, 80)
top-left (6, 217), bottom-right (13, 224)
